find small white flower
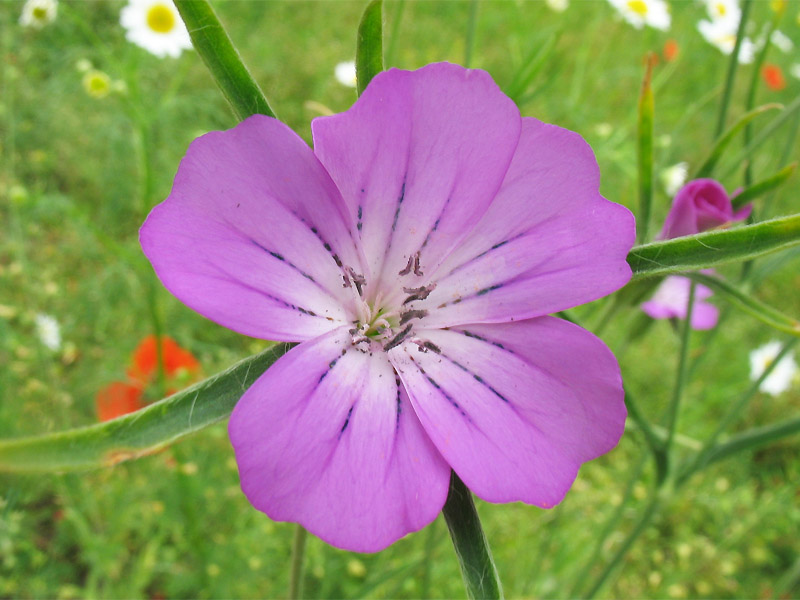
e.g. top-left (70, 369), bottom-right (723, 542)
top-left (120, 0), bottom-right (192, 59)
top-left (790, 64), bottom-right (800, 80)
top-left (771, 30), bottom-right (794, 53)
top-left (546, 0), bottom-right (569, 12)
top-left (660, 162), bottom-right (689, 197)
top-left (607, 0), bottom-right (671, 31)
top-left (19, 0), bottom-right (57, 29)
top-left (749, 341), bottom-right (798, 396)
top-left (334, 61), bottom-right (357, 88)
top-left (593, 122), bottom-right (613, 138)
top-left (702, 0), bottom-right (741, 27)
top-left (35, 313), bottom-right (61, 351)
top-left (698, 19), bottom-right (755, 64)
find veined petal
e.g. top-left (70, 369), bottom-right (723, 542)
top-left (229, 327), bottom-right (450, 553)
top-left (413, 118), bottom-right (634, 328)
top-left (311, 62), bottom-right (521, 301)
top-left (141, 115), bottom-right (364, 342)
top-left (389, 318), bottom-right (626, 507)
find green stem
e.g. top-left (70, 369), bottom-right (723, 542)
top-left (464, 0), bottom-right (479, 68)
top-left (698, 416), bottom-right (800, 467)
top-left (584, 492), bottom-right (662, 599)
top-left (288, 525), bottom-right (308, 600)
top-left (714, 0), bottom-right (752, 137)
top-left (174, 0), bottom-right (276, 121)
top-left (442, 472), bottom-right (503, 600)
top-left (623, 388), bottom-right (666, 474)
top-left (384, 0), bottom-right (405, 68)
top-left (356, 0), bottom-right (384, 97)
top-left (662, 282), bottom-right (696, 476)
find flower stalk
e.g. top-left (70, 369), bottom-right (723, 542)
top-left (442, 472), bottom-right (503, 600)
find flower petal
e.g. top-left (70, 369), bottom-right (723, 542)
top-left (311, 62), bottom-right (521, 299)
top-left (229, 327), bottom-right (450, 553)
top-left (388, 317), bottom-right (626, 507)
top-left (141, 115), bottom-right (365, 342)
top-left (412, 118), bottom-right (634, 327)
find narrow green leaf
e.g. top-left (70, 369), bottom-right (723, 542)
top-left (637, 54), bottom-right (656, 244)
top-left (732, 162), bottom-right (797, 209)
top-left (694, 103), bottom-right (782, 179)
top-left (442, 472), bottom-right (503, 600)
top-left (627, 214), bottom-right (800, 280)
top-left (700, 416), bottom-right (800, 467)
top-left (687, 273), bottom-right (800, 337)
top-left (724, 94), bottom-right (800, 179)
top-left (504, 32), bottom-right (559, 103)
top-left (174, 0), bottom-right (276, 121)
top-left (356, 0), bottom-right (383, 97)
top-left (714, 0), bottom-right (752, 137)
top-left (0, 344), bottom-right (293, 473)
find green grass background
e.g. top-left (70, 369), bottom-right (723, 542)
top-left (1, 0), bottom-right (799, 598)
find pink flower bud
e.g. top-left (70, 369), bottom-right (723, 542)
top-left (658, 178), bottom-right (752, 240)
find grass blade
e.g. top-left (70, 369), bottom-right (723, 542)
top-left (637, 54), bottom-right (656, 244)
top-left (732, 162), bottom-right (798, 209)
top-left (0, 344), bottom-right (293, 473)
top-left (174, 0), bottom-right (276, 120)
top-left (504, 32), bottom-right (559, 103)
top-left (627, 213), bottom-right (800, 280)
top-left (714, 0), bottom-right (752, 137)
top-left (687, 272), bottom-right (800, 337)
top-left (356, 0), bottom-right (384, 96)
top-left (694, 103), bottom-right (782, 179)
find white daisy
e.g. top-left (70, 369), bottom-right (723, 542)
top-left (607, 0), bottom-right (671, 31)
top-left (698, 18), bottom-right (756, 64)
top-left (771, 30), bottom-right (794, 53)
top-left (82, 70), bottom-right (111, 99)
top-left (120, 0), bottom-right (192, 59)
top-left (790, 64), bottom-right (800, 80)
top-left (702, 0), bottom-right (741, 27)
top-left (19, 0), bottom-right (57, 29)
top-left (660, 161), bottom-right (689, 197)
top-left (35, 313), bottom-right (61, 352)
top-left (749, 341), bottom-right (798, 396)
top-left (334, 61), bottom-right (357, 88)
top-left (546, 0), bottom-right (569, 12)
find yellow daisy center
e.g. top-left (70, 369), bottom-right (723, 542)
top-left (32, 6), bottom-right (48, 19)
top-left (627, 0), bottom-right (649, 16)
top-left (146, 4), bottom-right (176, 33)
top-left (715, 3), bottom-right (727, 16)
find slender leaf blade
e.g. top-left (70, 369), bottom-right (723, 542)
top-left (0, 344), bottom-right (293, 473)
top-left (627, 214), bottom-right (800, 279)
top-left (356, 0), bottom-right (383, 97)
top-left (174, 0), bottom-right (276, 120)
top-left (637, 54), bottom-right (656, 244)
top-left (688, 273), bottom-right (800, 336)
top-left (732, 162), bottom-right (797, 209)
top-left (694, 103), bottom-right (782, 179)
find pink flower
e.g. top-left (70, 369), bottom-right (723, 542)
top-left (658, 178), bottom-right (751, 240)
top-left (641, 275), bottom-right (719, 330)
top-left (140, 63), bottom-right (635, 552)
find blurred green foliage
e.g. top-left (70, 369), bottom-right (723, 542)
top-left (1, 0), bottom-right (799, 598)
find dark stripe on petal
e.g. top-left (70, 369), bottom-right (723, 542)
top-left (460, 330), bottom-right (506, 350)
top-left (339, 404), bottom-right (355, 437)
top-left (249, 239), bottom-right (317, 283)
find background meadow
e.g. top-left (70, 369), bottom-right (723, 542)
top-left (1, 0), bottom-right (800, 598)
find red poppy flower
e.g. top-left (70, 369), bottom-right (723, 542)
top-left (762, 64), bottom-right (786, 91)
top-left (127, 334), bottom-right (200, 386)
top-left (663, 39), bottom-right (679, 62)
top-left (96, 381), bottom-right (145, 422)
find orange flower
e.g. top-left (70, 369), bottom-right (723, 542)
top-left (762, 64), bottom-right (787, 91)
top-left (663, 39), bottom-right (679, 62)
top-left (96, 335), bottom-right (201, 422)
top-left (96, 381), bottom-right (145, 422)
top-left (127, 334), bottom-right (200, 386)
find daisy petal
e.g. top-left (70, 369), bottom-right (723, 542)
top-left (229, 327), bottom-right (450, 553)
top-left (311, 62), bottom-right (521, 297)
top-left (415, 118), bottom-right (634, 327)
top-left (141, 115), bottom-right (364, 342)
top-left (389, 317), bottom-right (625, 508)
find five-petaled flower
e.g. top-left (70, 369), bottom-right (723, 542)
top-left (141, 63), bottom-right (635, 552)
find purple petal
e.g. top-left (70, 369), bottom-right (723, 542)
top-left (311, 62), bottom-right (521, 299)
top-left (659, 179), bottom-right (747, 240)
top-left (229, 327), bottom-right (450, 553)
top-left (388, 318), bottom-right (626, 508)
top-left (641, 276), bottom-right (718, 330)
top-left (410, 118), bottom-right (634, 327)
top-left (141, 115), bottom-right (365, 342)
